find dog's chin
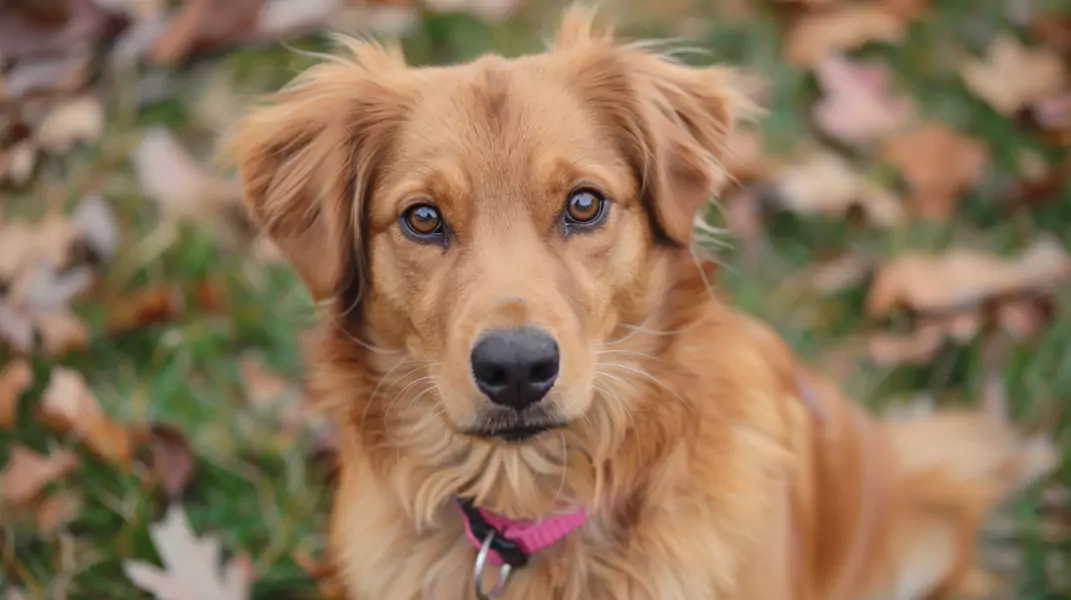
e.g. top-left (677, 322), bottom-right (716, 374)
top-left (463, 405), bottom-right (570, 444)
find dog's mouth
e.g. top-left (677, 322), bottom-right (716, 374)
top-left (464, 407), bottom-right (567, 443)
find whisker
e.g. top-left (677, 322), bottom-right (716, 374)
top-left (596, 362), bottom-right (682, 401)
top-left (595, 348), bottom-right (662, 362)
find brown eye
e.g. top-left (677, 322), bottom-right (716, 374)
top-left (565, 188), bottom-right (605, 225)
top-left (402, 203), bottom-right (443, 237)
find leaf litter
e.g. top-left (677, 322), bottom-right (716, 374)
top-left (1, 0), bottom-right (1070, 596)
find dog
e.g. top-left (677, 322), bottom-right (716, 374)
top-left (226, 6), bottom-right (1056, 599)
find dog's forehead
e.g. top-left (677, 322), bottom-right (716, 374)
top-left (388, 56), bottom-right (619, 182)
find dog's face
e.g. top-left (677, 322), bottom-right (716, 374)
top-left (229, 9), bottom-right (742, 464)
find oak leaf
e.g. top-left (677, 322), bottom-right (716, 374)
top-left (785, 4), bottom-right (905, 68)
top-left (0, 445), bottom-right (79, 506)
top-left (39, 367), bottom-right (134, 468)
top-left (880, 121), bottom-right (988, 221)
top-left (123, 504), bottom-right (255, 600)
top-left (960, 34), bottom-right (1067, 116)
top-left (811, 56), bottom-right (915, 147)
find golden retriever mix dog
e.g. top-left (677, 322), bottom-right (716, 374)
top-left (226, 6), bottom-right (1056, 599)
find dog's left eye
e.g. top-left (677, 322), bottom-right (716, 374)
top-left (564, 188), bottom-right (606, 227)
top-left (402, 203), bottom-right (445, 240)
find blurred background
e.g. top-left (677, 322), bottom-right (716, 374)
top-left (1, 0), bottom-right (1069, 598)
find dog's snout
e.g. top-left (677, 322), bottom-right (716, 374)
top-left (471, 328), bottom-right (559, 410)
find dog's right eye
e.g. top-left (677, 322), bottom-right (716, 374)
top-left (401, 203), bottom-right (445, 240)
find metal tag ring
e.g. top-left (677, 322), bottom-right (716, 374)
top-left (474, 530), bottom-right (512, 600)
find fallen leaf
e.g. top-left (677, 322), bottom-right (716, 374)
top-left (95, 0), bottom-right (166, 21)
top-left (425, 0), bottom-right (522, 22)
top-left (34, 94), bottom-right (105, 154)
top-left (811, 56), bottom-right (916, 147)
top-left (34, 311), bottom-right (90, 356)
top-left (1032, 15), bottom-right (1071, 60)
top-left (881, 0), bottom-right (930, 20)
top-left (0, 359), bottom-right (33, 429)
top-left (880, 121), bottom-right (988, 221)
top-left (0, 445), bottom-right (79, 506)
top-left (0, 139), bottom-right (37, 185)
top-left (867, 311), bottom-right (982, 365)
top-left (2, 53), bottom-right (93, 100)
top-left (139, 423), bottom-right (196, 499)
top-left (123, 504), bottom-right (255, 600)
top-left (107, 285), bottom-right (185, 334)
top-left (133, 126), bottom-right (244, 223)
top-left (998, 158), bottom-right (1070, 212)
top-left (866, 236), bottom-right (1071, 317)
top-left (71, 195), bottom-right (121, 262)
top-left (765, 151), bottom-right (905, 228)
top-left (799, 253), bottom-right (875, 294)
top-left (785, 4), bottom-right (906, 68)
top-left (995, 295), bottom-right (1054, 341)
top-left (960, 34), bottom-right (1067, 116)
top-left (0, 0), bottom-right (116, 60)
top-left (148, 0), bottom-right (266, 65)
top-left (39, 367), bottom-right (134, 467)
top-left (35, 489), bottom-right (83, 534)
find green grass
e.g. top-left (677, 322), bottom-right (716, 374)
top-left (2, 1), bottom-right (1069, 598)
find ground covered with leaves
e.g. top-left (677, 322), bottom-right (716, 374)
top-left (1, 0), bottom-right (1070, 598)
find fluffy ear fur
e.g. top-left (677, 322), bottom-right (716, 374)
top-left (554, 6), bottom-right (751, 245)
top-left (224, 39), bottom-right (410, 302)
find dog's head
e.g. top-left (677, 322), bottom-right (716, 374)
top-left (228, 7), bottom-right (746, 515)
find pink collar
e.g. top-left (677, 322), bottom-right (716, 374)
top-left (456, 499), bottom-right (587, 566)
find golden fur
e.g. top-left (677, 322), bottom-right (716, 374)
top-left (226, 7), bottom-right (1056, 599)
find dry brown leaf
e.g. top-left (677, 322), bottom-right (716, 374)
top-left (0, 445), bottom-right (79, 506)
top-left (960, 34), bottom-right (1067, 116)
top-left (1032, 15), bottom-right (1071, 60)
top-left (881, 0), bottom-right (930, 20)
top-left (148, 0), bottom-right (266, 65)
top-left (767, 151), bottom-right (905, 228)
top-left (35, 488), bottom-right (83, 534)
top-left (785, 4), bottom-right (906, 68)
top-left (800, 253), bottom-right (874, 294)
top-left (35, 94), bottom-right (105, 154)
top-left (880, 121), bottom-right (988, 221)
top-left (107, 285), bottom-right (185, 334)
top-left (34, 311), bottom-right (90, 356)
top-left (866, 236), bottom-right (1071, 317)
top-left (123, 504), bottom-right (255, 600)
top-left (139, 423), bottom-right (196, 499)
top-left (192, 278), bottom-right (229, 314)
top-left (0, 0), bottom-right (115, 60)
top-left (811, 56), bottom-right (916, 147)
top-left (133, 126), bottom-right (244, 223)
top-left (39, 367), bottom-right (134, 468)
top-left (0, 359), bottom-right (33, 429)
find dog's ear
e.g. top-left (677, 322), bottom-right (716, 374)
top-left (555, 7), bottom-right (751, 244)
top-left (224, 40), bottom-right (409, 301)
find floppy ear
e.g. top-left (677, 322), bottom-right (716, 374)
top-left (224, 40), bottom-right (409, 302)
top-left (554, 7), bottom-right (751, 245)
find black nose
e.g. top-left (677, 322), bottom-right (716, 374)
top-left (470, 328), bottom-right (560, 410)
